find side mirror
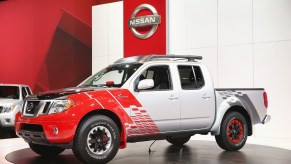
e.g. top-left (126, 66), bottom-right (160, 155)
top-left (106, 81), bottom-right (114, 87)
top-left (138, 79), bottom-right (154, 90)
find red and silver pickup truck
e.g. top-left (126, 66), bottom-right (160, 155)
top-left (15, 55), bottom-right (270, 163)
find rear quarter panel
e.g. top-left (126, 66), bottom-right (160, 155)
top-left (211, 89), bottom-right (267, 134)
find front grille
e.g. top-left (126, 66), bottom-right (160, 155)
top-left (23, 100), bottom-right (53, 117)
top-left (25, 101), bottom-right (40, 115)
top-left (42, 102), bottom-right (51, 114)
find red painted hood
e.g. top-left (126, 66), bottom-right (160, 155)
top-left (35, 87), bottom-right (103, 100)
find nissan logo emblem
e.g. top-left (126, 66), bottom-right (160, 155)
top-left (128, 4), bottom-right (161, 39)
top-left (27, 102), bottom-right (34, 112)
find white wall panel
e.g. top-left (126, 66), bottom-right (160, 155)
top-left (169, 49), bottom-right (187, 55)
top-left (168, 0), bottom-right (187, 51)
top-left (253, 0), bottom-right (291, 43)
top-left (92, 56), bottom-right (108, 74)
top-left (108, 2), bottom-right (123, 58)
top-left (253, 41), bottom-right (291, 139)
top-left (92, 2), bottom-right (123, 73)
top-left (108, 55), bottom-right (122, 64)
top-left (92, 5), bottom-right (108, 57)
top-left (218, 44), bottom-right (253, 88)
top-left (187, 47), bottom-right (218, 87)
top-left (186, 0), bottom-right (217, 49)
top-left (218, 0), bottom-right (252, 45)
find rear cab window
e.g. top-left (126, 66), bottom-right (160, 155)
top-left (178, 65), bottom-right (205, 90)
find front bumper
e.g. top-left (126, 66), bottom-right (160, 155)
top-left (18, 130), bottom-right (48, 144)
top-left (18, 129), bottom-right (73, 148)
top-left (0, 112), bottom-right (15, 128)
top-left (15, 113), bottom-right (79, 144)
top-left (262, 115), bottom-right (271, 124)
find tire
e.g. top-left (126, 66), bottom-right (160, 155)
top-left (73, 115), bottom-right (120, 164)
top-left (29, 143), bottom-right (65, 156)
top-left (215, 112), bottom-right (248, 151)
top-left (166, 136), bottom-right (191, 146)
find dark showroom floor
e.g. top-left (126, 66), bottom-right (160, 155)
top-left (1, 131), bottom-right (291, 164)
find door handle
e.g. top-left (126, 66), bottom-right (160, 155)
top-left (169, 95), bottom-right (179, 100)
top-left (202, 95), bottom-right (211, 100)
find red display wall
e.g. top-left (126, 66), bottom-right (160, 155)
top-left (0, 0), bottom-right (120, 92)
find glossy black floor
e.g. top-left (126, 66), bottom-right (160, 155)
top-left (5, 139), bottom-right (291, 164)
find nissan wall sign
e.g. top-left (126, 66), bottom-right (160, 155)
top-left (128, 4), bottom-right (161, 39)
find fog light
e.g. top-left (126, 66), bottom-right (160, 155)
top-left (53, 127), bottom-right (58, 134)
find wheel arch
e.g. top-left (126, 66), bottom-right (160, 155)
top-left (211, 105), bottom-right (253, 136)
top-left (224, 106), bottom-right (253, 136)
top-left (76, 109), bottom-right (127, 149)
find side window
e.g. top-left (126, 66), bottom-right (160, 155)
top-left (136, 65), bottom-right (172, 91)
top-left (193, 66), bottom-right (205, 88)
top-left (22, 87), bottom-right (28, 99)
top-left (178, 65), bottom-right (205, 89)
top-left (25, 87), bottom-right (32, 95)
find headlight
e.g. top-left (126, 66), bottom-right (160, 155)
top-left (48, 99), bottom-right (75, 114)
top-left (0, 105), bottom-right (14, 113)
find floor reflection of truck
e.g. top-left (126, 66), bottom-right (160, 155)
top-left (15, 55), bottom-right (270, 164)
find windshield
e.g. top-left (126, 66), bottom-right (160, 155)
top-left (0, 86), bottom-right (20, 99)
top-left (80, 64), bottom-right (142, 88)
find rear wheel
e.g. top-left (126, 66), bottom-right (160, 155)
top-left (215, 112), bottom-right (248, 151)
top-left (73, 115), bottom-right (120, 164)
top-left (29, 143), bottom-right (65, 156)
top-left (166, 136), bottom-right (191, 146)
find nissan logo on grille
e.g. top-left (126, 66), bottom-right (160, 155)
top-left (26, 102), bottom-right (34, 113)
top-left (128, 4), bottom-right (161, 39)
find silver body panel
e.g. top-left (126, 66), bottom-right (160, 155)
top-left (122, 59), bottom-right (268, 135)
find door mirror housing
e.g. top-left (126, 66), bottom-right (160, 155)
top-left (137, 79), bottom-right (154, 90)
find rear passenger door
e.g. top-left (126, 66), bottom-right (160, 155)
top-left (177, 65), bottom-right (215, 130)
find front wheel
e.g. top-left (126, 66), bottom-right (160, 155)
top-left (29, 143), bottom-right (65, 156)
top-left (215, 112), bottom-right (248, 151)
top-left (73, 115), bottom-right (120, 164)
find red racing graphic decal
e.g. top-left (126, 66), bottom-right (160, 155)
top-left (108, 89), bottom-right (160, 137)
top-left (126, 107), bottom-right (160, 137)
top-left (108, 89), bottom-right (142, 108)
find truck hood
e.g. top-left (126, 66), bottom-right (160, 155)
top-left (35, 87), bottom-right (104, 100)
top-left (0, 98), bottom-right (20, 106)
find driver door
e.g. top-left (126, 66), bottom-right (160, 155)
top-left (130, 65), bottom-right (181, 133)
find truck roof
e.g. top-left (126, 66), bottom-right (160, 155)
top-left (112, 55), bottom-right (203, 66)
top-left (0, 83), bottom-right (30, 87)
